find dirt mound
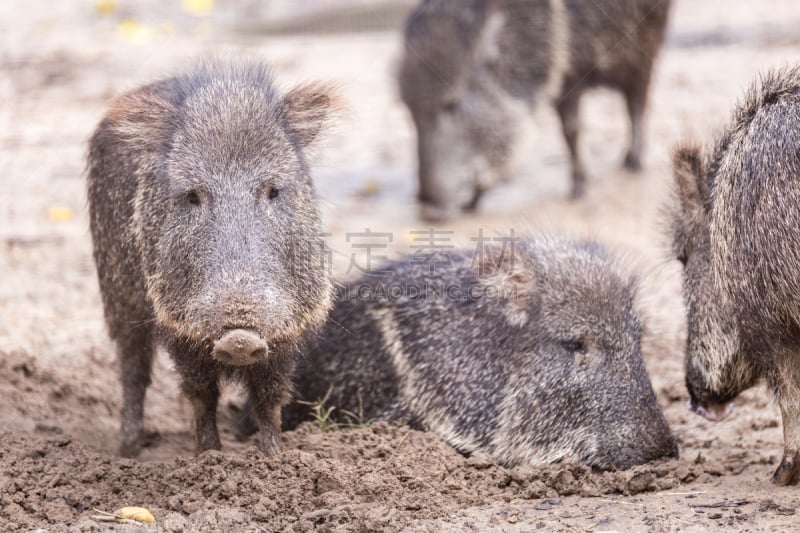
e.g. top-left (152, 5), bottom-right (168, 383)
top-left (1, 420), bottom-right (715, 532)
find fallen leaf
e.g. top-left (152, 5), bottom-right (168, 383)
top-left (117, 19), bottom-right (153, 45)
top-left (48, 206), bottom-right (74, 222)
top-left (182, 0), bottom-right (214, 16)
top-left (115, 506), bottom-right (156, 523)
top-left (94, 0), bottom-right (117, 15)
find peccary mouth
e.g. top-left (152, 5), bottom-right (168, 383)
top-left (212, 328), bottom-right (268, 367)
top-left (688, 398), bottom-right (734, 421)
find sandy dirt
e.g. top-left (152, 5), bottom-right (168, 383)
top-left (3, 0), bottom-right (800, 531)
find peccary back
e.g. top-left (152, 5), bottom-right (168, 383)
top-left (671, 65), bottom-right (800, 485)
top-left (400, 0), bottom-right (671, 220)
top-left (285, 236), bottom-right (677, 469)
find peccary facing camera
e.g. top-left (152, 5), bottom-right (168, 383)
top-left (400, 0), bottom-right (671, 220)
top-left (88, 59), bottom-right (335, 457)
top-left (281, 236), bottom-right (677, 469)
top-left (671, 66), bottom-right (800, 485)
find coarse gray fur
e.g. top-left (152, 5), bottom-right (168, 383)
top-left (87, 58), bottom-right (335, 457)
top-left (281, 235), bottom-right (677, 470)
top-left (670, 65), bottom-right (800, 485)
top-left (399, 0), bottom-right (671, 220)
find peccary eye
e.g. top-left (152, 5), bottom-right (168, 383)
top-left (677, 251), bottom-right (688, 266)
top-left (561, 340), bottom-right (586, 354)
top-left (441, 100), bottom-right (459, 114)
top-left (268, 187), bottom-right (280, 200)
top-left (186, 191), bottom-right (201, 206)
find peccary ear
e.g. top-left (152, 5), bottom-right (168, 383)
top-left (672, 144), bottom-right (708, 217)
top-left (280, 82), bottom-right (340, 148)
top-left (475, 244), bottom-right (540, 327)
top-left (106, 87), bottom-right (176, 154)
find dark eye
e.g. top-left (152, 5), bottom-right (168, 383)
top-left (441, 100), bottom-right (458, 114)
top-left (677, 251), bottom-right (688, 266)
top-left (561, 340), bottom-right (585, 354)
top-left (186, 190), bottom-right (201, 206)
top-left (268, 187), bottom-right (279, 200)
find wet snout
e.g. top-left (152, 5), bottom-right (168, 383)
top-left (213, 329), bottom-right (267, 366)
top-left (688, 398), bottom-right (734, 421)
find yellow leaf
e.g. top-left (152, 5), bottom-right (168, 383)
top-left (114, 506), bottom-right (155, 524)
top-left (94, 0), bottom-right (117, 15)
top-left (361, 179), bottom-right (380, 197)
top-left (48, 206), bottom-right (74, 222)
top-left (117, 19), bottom-right (153, 44)
top-left (182, 0), bottom-right (214, 16)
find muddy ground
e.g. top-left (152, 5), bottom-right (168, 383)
top-left (3, 0), bottom-right (800, 531)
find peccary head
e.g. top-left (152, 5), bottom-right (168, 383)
top-left (670, 146), bottom-right (759, 420)
top-left (106, 60), bottom-right (335, 363)
top-left (399, 0), bottom-right (521, 221)
top-left (481, 239), bottom-right (678, 469)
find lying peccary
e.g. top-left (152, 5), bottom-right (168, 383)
top-left (399, 0), bottom-right (671, 220)
top-left (88, 59), bottom-right (335, 457)
top-left (671, 66), bottom-right (800, 485)
top-left (278, 236), bottom-right (678, 469)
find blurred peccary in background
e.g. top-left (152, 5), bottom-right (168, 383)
top-left (400, 0), bottom-right (671, 221)
top-left (88, 59), bottom-right (336, 457)
top-left (671, 66), bottom-right (800, 485)
top-left (282, 235), bottom-right (678, 470)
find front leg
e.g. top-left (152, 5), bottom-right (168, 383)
top-left (555, 94), bottom-right (585, 198)
top-left (117, 326), bottom-right (155, 458)
top-left (623, 79), bottom-right (649, 172)
top-left (772, 348), bottom-right (800, 485)
top-left (184, 375), bottom-right (222, 454)
top-left (169, 338), bottom-right (222, 454)
top-left (774, 392), bottom-right (800, 485)
top-left (244, 358), bottom-right (294, 455)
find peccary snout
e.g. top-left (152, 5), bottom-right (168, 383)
top-left (213, 329), bottom-right (267, 366)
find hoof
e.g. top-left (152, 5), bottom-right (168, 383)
top-left (119, 440), bottom-right (141, 458)
top-left (772, 450), bottom-right (800, 485)
top-left (569, 182), bottom-right (586, 200)
top-left (624, 152), bottom-right (642, 172)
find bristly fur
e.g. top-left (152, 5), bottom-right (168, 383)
top-left (87, 57), bottom-right (336, 458)
top-left (399, 0), bottom-right (672, 218)
top-left (670, 65), bottom-right (800, 485)
top-left (280, 234), bottom-right (677, 470)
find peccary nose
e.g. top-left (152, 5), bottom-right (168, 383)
top-left (213, 329), bottom-right (267, 366)
top-left (688, 398), bottom-right (734, 422)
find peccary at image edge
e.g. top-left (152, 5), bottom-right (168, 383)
top-left (399, 0), bottom-right (672, 220)
top-left (671, 65), bottom-right (800, 485)
top-left (87, 59), bottom-right (336, 457)
top-left (281, 235), bottom-right (678, 470)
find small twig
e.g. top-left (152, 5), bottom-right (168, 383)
top-left (688, 499), bottom-right (751, 509)
top-left (595, 499), bottom-right (635, 505)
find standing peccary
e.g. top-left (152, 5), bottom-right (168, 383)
top-left (88, 59), bottom-right (336, 457)
top-left (400, 0), bottom-right (671, 220)
top-left (671, 66), bottom-right (800, 485)
top-left (280, 236), bottom-right (677, 469)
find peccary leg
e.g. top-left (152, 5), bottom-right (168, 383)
top-left (773, 352), bottom-right (800, 485)
top-left (170, 340), bottom-right (222, 453)
top-left (556, 94), bottom-right (585, 198)
top-left (233, 398), bottom-right (258, 441)
top-left (245, 361), bottom-right (294, 455)
top-left (117, 326), bottom-right (154, 458)
top-left (623, 82), bottom-right (648, 171)
top-left (184, 378), bottom-right (221, 453)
